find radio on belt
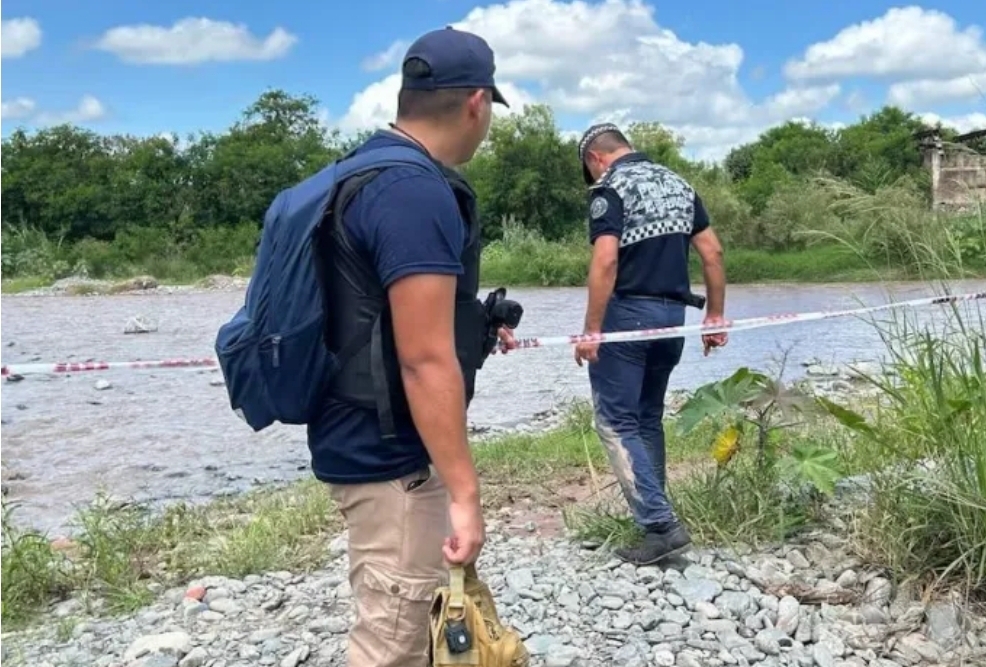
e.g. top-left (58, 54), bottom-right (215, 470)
top-left (444, 618), bottom-right (472, 653)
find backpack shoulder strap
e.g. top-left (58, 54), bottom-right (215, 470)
top-left (313, 143), bottom-right (444, 369)
top-left (333, 143), bottom-right (444, 183)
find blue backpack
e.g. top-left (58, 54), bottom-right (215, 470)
top-left (214, 144), bottom-right (444, 431)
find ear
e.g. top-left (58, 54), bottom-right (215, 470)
top-left (465, 89), bottom-right (488, 117)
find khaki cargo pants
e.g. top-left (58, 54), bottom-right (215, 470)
top-left (329, 465), bottom-right (450, 667)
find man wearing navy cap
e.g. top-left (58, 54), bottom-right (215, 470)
top-left (308, 26), bottom-right (513, 666)
top-left (573, 123), bottom-right (728, 566)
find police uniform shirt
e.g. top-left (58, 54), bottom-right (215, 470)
top-left (588, 152), bottom-right (710, 302)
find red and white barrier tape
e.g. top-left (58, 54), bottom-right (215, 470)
top-left (2, 291), bottom-right (983, 378)
top-left (498, 290), bottom-right (986, 351)
top-left (1, 357), bottom-right (218, 377)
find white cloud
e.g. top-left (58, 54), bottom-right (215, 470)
top-left (667, 117), bottom-right (848, 163)
top-left (1, 17), bottom-right (42, 58)
top-left (339, 0), bottom-right (840, 160)
top-left (34, 95), bottom-right (108, 125)
top-left (361, 40), bottom-right (410, 72)
top-left (447, 0), bottom-right (818, 128)
top-left (665, 124), bottom-right (766, 162)
top-left (93, 17), bottom-right (297, 64)
top-left (784, 7), bottom-right (986, 83)
top-left (0, 94), bottom-right (107, 126)
top-left (1, 97), bottom-right (37, 119)
top-left (336, 72), bottom-right (537, 134)
top-left (888, 73), bottom-right (986, 108)
top-left (918, 112), bottom-right (986, 135)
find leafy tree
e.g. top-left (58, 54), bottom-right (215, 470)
top-left (831, 106), bottom-right (929, 190)
top-left (462, 104), bottom-right (583, 241)
top-left (1, 90), bottom-right (970, 270)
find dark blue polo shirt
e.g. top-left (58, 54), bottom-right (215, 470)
top-left (307, 131), bottom-right (466, 485)
top-left (588, 153), bottom-right (710, 301)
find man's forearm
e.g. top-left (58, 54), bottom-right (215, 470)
top-left (584, 260), bottom-right (617, 332)
top-left (401, 357), bottom-right (478, 502)
top-left (701, 255), bottom-right (726, 317)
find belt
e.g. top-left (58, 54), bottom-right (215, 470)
top-left (617, 291), bottom-right (706, 309)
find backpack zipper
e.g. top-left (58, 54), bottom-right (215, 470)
top-left (271, 335), bottom-right (281, 367)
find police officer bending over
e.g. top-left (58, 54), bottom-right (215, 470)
top-left (573, 123), bottom-right (728, 566)
top-left (310, 28), bottom-right (514, 667)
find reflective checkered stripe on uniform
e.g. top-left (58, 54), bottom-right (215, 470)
top-left (595, 161), bottom-right (696, 248)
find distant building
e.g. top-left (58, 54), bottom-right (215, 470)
top-left (916, 127), bottom-right (986, 210)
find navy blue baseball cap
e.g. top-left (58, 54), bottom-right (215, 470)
top-left (401, 27), bottom-right (509, 107)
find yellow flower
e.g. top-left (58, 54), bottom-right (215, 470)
top-left (712, 425), bottom-right (741, 466)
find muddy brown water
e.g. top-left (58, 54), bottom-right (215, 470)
top-left (2, 280), bottom-right (983, 535)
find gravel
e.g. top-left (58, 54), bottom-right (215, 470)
top-left (3, 516), bottom-right (983, 667)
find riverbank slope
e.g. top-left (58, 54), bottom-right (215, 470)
top-left (5, 239), bottom-right (985, 295)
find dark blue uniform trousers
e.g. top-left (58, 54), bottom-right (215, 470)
top-left (587, 293), bottom-right (686, 531)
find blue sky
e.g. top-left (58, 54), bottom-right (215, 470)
top-left (2, 0), bottom-right (984, 160)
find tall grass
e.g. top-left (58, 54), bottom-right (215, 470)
top-left (767, 186), bottom-right (985, 595)
top-left (826, 182), bottom-right (986, 594)
top-left (1, 223), bottom-right (258, 287)
top-left (0, 480), bottom-right (340, 627)
top-left (801, 175), bottom-right (986, 280)
top-left (479, 216), bottom-right (905, 288)
top-left (480, 216), bottom-right (591, 287)
top-left (844, 306), bottom-right (986, 596)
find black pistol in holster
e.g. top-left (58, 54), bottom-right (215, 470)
top-left (681, 291), bottom-right (707, 310)
top-left (478, 287), bottom-right (523, 367)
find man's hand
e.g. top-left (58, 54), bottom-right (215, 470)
top-left (574, 340), bottom-right (600, 366)
top-left (445, 497), bottom-right (486, 565)
top-left (701, 315), bottom-right (728, 356)
top-left (497, 326), bottom-right (517, 353)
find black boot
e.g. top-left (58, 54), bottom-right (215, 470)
top-left (614, 523), bottom-right (691, 566)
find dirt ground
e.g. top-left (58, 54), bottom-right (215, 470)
top-left (490, 458), bottom-right (715, 539)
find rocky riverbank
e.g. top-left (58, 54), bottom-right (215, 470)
top-left (6, 274), bottom-right (251, 298)
top-left (3, 504), bottom-right (982, 667)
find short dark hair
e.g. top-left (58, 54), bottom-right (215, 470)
top-left (587, 129), bottom-right (631, 154)
top-left (396, 57), bottom-right (483, 120)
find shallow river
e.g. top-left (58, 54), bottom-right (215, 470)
top-left (2, 280), bottom-right (983, 534)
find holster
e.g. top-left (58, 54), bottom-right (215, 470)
top-left (429, 563), bottom-right (530, 667)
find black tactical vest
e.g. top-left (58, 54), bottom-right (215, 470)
top-left (313, 153), bottom-right (486, 439)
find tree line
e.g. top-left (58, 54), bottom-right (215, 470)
top-left (2, 88), bottom-right (983, 283)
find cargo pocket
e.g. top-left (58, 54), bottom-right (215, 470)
top-left (357, 562), bottom-right (441, 641)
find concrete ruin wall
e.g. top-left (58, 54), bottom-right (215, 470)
top-left (923, 140), bottom-right (986, 210)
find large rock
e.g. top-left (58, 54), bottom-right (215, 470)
top-left (124, 632), bottom-right (192, 662)
top-left (925, 601), bottom-right (964, 650)
top-left (123, 315), bottom-right (159, 334)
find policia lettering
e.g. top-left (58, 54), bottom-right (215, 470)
top-left (314, 144), bottom-right (523, 439)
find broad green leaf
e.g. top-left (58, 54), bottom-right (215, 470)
top-left (787, 442), bottom-right (843, 495)
top-left (675, 367), bottom-right (765, 434)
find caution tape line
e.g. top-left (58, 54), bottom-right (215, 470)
top-left (2, 291), bottom-right (983, 377)
top-left (1, 358), bottom-right (219, 377)
top-left (495, 290), bottom-right (986, 351)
